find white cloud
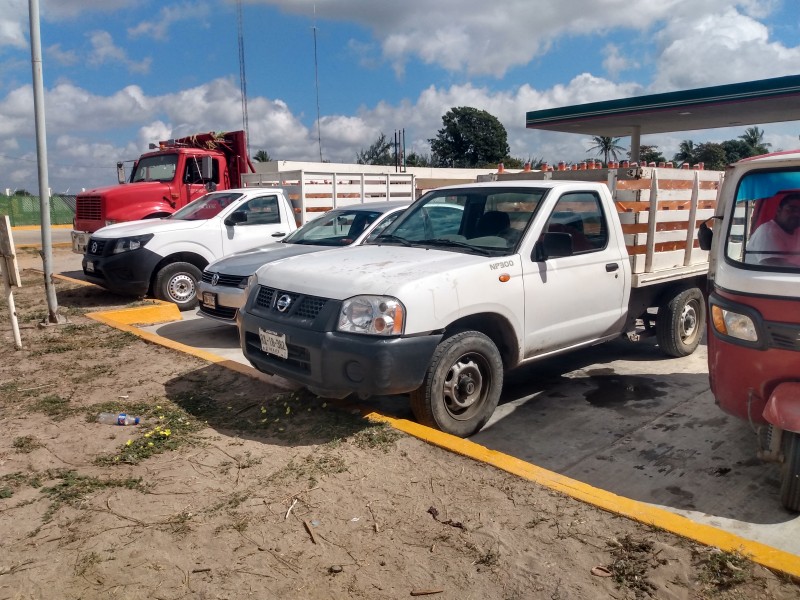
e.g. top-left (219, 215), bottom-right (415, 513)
top-left (87, 30), bottom-right (152, 74)
top-left (127, 2), bottom-right (211, 41)
top-left (0, 0), bottom-right (27, 49)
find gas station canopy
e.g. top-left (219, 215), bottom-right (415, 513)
top-left (525, 74), bottom-right (800, 138)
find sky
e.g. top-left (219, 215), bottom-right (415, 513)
top-left (1, 0), bottom-right (799, 194)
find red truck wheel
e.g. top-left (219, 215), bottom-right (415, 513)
top-left (410, 331), bottom-right (503, 438)
top-left (154, 262), bottom-right (202, 311)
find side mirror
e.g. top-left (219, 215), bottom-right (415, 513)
top-left (534, 232), bottom-right (573, 261)
top-left (224, 211), bottom-right (248, 227)
top-left (698, 221), bottom-right (713, 251)
top-left (116, 162), bottom-right (126, 184)
top-left (201, 156), bottom-right (214, 180)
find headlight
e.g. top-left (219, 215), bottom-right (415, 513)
top-left (112, 234), bottom-right (154, 254)
top-left (337, 295), bottom-right (405, 336)
top-left (239, 274), bottom-right (256, 290)
top-left (711, 304), bottom-right (758, 342)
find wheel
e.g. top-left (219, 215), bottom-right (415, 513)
top-left (656, 287), bottom-right (706, 357)
top-left (410, 331), bottom-right (503, 437)
top-left (780, 431), bottom-right (800, 512)
top-left (154, 262), bottom-right (202, 310)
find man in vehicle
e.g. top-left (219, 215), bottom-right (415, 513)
top-left (746, 193), bottom-right (800, 266)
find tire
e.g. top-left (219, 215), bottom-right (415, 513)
top-left (656, 287), bottom-right (706, 357)
top-left (410, 331), bottom-right (503, 438)
top-left (154, 262), bottom-right (202, 311)
top-left (780, 431), bottom-right (800, 513)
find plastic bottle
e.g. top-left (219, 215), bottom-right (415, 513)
top-left (97, 412), bottom-right (141, 426)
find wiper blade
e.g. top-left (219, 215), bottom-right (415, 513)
top-left (374, 234), bottom-right (412, 247)
top-left (418, 238), bottom-right (490, 255)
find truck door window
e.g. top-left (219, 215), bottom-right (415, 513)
top-left (544, 192), bottom-right (607, 253)
top-left (240, 195), bottom-right (281, 225)
top-left (727, 170), bottom-right (800, 270)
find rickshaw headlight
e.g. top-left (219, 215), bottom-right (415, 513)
top-left (711, 305), bottom-right (758, 342)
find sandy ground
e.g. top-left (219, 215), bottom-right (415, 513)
top-left (1, 248), bottom-right (799, 599)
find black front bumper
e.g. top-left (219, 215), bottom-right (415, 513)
top-left (238, 287), bottom-right (441, 398)
top-left (82, 242), bottom-right (162, 297)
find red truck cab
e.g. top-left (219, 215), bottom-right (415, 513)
top-left (72, 131), bottom-right (253, 254)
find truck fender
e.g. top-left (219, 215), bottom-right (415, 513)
top-left (763, 382), bottom-right (800, 433)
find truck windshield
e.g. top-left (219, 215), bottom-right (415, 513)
top-left (285, 208), bottom-right (387, 246)
top-left (726, 169), bottom-right (800, 271)
top-left (130, 154), bottom-right (179, 183)
top-left (374, 187), bottom-right (545, 255)
top-left (169, 192), bottom-right (243, 221)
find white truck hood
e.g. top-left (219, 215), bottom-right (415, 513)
top-left (90, 218), bottom-right (208, 238)
top-left (255, 244), bottom-right (524, 335)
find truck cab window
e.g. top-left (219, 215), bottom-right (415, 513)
top-left (131, 154), bottom-right (178, 183)
top-left (241, 195), bottom-right (280, 225)
top-left (544, 192), bottom-right (607, 253)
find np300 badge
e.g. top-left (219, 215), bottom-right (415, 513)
top-left (276, 294), bottom-right (292, 312)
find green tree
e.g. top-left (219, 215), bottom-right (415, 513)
top-left (429, 106), bottom-right (509, 168)
top-left (636, 145), bottom-right (666, 164)
top-left (587, 136), bottom-right (626, 164)
top-left (694, 142), bottom-right (728, 171)
top-left (673, 140), bottom-right (697, 166)
top-left (738, 126), bottom-right (771, 155)
top-left (356, 133), bottom-right (394, 165)
top-left (12, 189), bottom-right (32, 196)
top-left (721, 139), bottom-right (753, 164)
top-left (405, 151), bottom-right (433, 167)
top-left (253, 149), bottom-right (271, 162)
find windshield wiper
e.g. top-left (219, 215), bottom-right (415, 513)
top-left (374, 234), bottom-right (412, 247)
top-left (418, 238), bottom-right (491, 255)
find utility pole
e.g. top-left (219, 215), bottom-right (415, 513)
top-left (28, 0), bottom-right (65, 326)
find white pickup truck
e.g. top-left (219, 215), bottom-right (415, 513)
top-left (238, 169), bottom-right (722, 436)
top-left (81, 188), bottom-right (298, 310)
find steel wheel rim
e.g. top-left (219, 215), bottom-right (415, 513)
top-left (680, 300), bottom-right (699, 342)
top-left (168, 273), bottom-right (196, 303)
top-left (442, 352), bottom-right (491, 421)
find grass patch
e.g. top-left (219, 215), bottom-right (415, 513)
top-left (0, 471), bottom-right (44, 500)
top-left (351, 423), bottom-right (402, 452)
top-left (694, 547), bottom-right (751, 590)
top-left (606, 534), bottom-right (667, 598)
top-left (93, 401), bottom-right (204, 465)
top-left (32, 394), bottom-right (72, 417)
top-left (268, 451), bottom-right (348, 487)
top-left (13, 435), bottom-right (43, 453)
top-left (40, 468), bottom-right (147, 522)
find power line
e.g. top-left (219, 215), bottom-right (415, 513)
top-left (0, 152), bottom-right (116, 169)
top-left (312, 5), bottom-right (323, 162)
top-left (236, 0), bottom-right (250, 157)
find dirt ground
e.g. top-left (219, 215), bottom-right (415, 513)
top-left (1, 247), bottom-right (799, 599)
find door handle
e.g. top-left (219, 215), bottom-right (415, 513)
top-left (605, 263), bottom-right (619, 272)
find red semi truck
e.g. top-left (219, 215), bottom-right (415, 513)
top-left (71, 131), bottom-right (254, 254)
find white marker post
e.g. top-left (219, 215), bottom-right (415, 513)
top-left (0, 215), bottom-right (23, 350)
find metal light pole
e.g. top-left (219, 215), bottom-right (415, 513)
top-left (28, 0), bottom-right (65, 325)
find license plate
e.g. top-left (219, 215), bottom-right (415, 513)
top-left (259, 328), bottom-right (288, 359)
top-left (86, 261), bottom-right (95, 273)
top-left (71, 232), bottom-right (90, 254)
top-left (202, 292), bottom-right (217, 309)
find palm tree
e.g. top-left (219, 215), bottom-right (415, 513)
top-left (587, 136), bottom-right (627, 165)
top-left (674, 140), bottom-right (696, 166)
top-left (738, 127), bottom-right (771, 155)
top-left (253, 149), bottom-right (271, 162)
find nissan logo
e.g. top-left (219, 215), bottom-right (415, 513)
top-left (276, 294), bottom-right (292, 312)
top-left (90, 241), bottom-right (98, 254)
top-left (211, 273), bottom-right (219, 286)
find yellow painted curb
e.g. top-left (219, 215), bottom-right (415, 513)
top-left (362, 410), bottom-right (800, 579)
top-left (75, 301), bottom-right (800, 579)
top-left (11, 224), bottom-right (72, 230)
top-left (86, 305), bottom-right (286, 387)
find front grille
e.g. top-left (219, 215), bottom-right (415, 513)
top-left (198, 304), bottom-right (238, 321)
top-left (86, 239), bottom-right (108, 256)
top-left (76, 196), bottom-right (102, 221)
top-left (253, 285), bottom-right (328, 320)
top-left (201, 271), bottom-right (247, 287)
top-left (766, 321), bottom-right (800, 351)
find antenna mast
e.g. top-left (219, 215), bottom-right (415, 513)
top-left (236, 0), bottom-right (250, 157)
